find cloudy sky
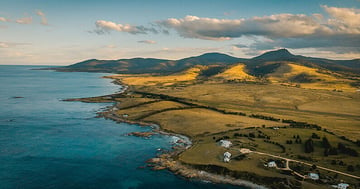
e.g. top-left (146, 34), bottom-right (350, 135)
top-left (0, 0), bottom-right (359, 65)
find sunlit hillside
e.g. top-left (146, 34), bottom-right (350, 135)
top-left (108, 66), bottom-right (204, 86)
top-left (214, 64), bottom-right (256, 81)
top-left (266, 62), bottom-right (357, 91)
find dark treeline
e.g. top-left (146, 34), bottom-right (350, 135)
top-left (249, 114), bottom-right (280, 122)
top-left (282, 119), bottom-right (322, 130)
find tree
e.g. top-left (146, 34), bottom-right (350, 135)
top-left (312, 164), bottom-right (317, 170)
top-left (347, 165), bottom-right (355, 172)
top-left (311, 133), bottom-right (320, 139)
top-left (328, 147), bottom-right (338, 155)
top-left (338, 143), bottom-right (346, 152)
top-left (322, 137), bottom-right (331, 149)
top-left (305, 138), bottom-right (314, 153)
top-left (324, 148), bottom-right (329, 156)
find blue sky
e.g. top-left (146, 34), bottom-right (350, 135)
top-left (0, 0), bottom-right (359, 65)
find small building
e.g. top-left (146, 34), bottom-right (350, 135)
top-left (267, 161), bottom-right (277, 168)
top-left (308, 173), bottom-right (319, 180)
top-left (122, 114), bottom-right (129, 118)
top-left (219, 140), bottom-right (232, 148)
top-left (223, 152), bottom-right (231, 163)
top-left (332, 183), bottom-right (349, 189)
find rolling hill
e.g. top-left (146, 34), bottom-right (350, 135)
top-left (51, 49), bottom-right (360, 91)
top-left (54, 49), bottom-right (360, 76)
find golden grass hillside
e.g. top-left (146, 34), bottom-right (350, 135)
top-left (214, 64), bottom-right (255, 81)
top-left (108, 66), bottom-right (205, 86)
top-left (267, 63), bottom-right (356, 91)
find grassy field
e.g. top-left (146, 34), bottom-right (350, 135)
top-left (143, 108), bottom-right (286, 137)
top-left (103, 70), bottom-right (360, 188)
top-left (115, 100), bottom-right (188, 120)
top-left (135, 83), bottom-right (360, 140)
top-left (179, 127), bottom-right (360, 187)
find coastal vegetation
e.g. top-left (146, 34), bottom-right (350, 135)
top-left (66, 49), bottom-right (360, 188)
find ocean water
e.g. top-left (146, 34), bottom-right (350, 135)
top-left (0, 66), bottom-right (242, 189)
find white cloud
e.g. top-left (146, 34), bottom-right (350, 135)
top-left (36, 10), bottom-right (48, 25)
top-left (0, 17), bottom-right (11, 22)
top-left (89, 5), bottom-right (359, 59)
top-left (157, 14), bottom-right (332, 40)
top-left (0, 42), bottom-right (30, 48)
top-left (138, 40), bottom-right (157, 44)
top-left (94, 20), bottom-right (156, 34)
top-left (156, 5), bottom-right (360, 40)
top-left (16, 16), bottom-right (32, 24)
top-left (0, 42), bottom-right (10, 48)
top-left (322, 5), bottom-right (360, 27)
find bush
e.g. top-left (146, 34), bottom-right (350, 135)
top-left (347, 165), bottom-right (355, 172)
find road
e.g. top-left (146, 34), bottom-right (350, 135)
top-left (239, 148), bottom-right (360, 180)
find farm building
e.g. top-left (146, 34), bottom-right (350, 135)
top-left (219, 140), bottom-right (232, 148)
top-left (223, 152), bottom-right (231, 163)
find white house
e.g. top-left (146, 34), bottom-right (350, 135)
top-left (308, 173), bottom-right (319, 180)
top-left (223, 152), bottom-right (231, 163)
top-left (219, 140), bottom-right (232, 148)
top-left (332, 183), bottom-right (349, 189)
top-left (267, 161), bottom-right (277, 168)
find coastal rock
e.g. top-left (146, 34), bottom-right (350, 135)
top-left (11, 96), bottom-right (24, 99)
top-left (127, 132), bottom-right (155, 138)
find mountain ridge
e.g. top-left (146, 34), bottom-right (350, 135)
top-left (53, 49), bottom-right (360, 75)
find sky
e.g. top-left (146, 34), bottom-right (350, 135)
top-left (0, 0), bottom-right (359, 65)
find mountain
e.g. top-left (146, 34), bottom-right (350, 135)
top-left (54, 52), bottom-right (243, 74)
top-left (53, 49), bottom-right (359, 75)
top-left (253, 49), bottom-right (295, 60)
top-left (246, 49), bottom-right (360, 76)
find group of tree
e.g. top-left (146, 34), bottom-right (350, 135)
top-left (282, 119), bottom-right (322, 130)
top-left (338, 143), bottom-right (358, 157)
top-left (322, 137), bottom-right (338, 156)
top-left (249, 114), bottom-right (280, 122)
top-left (311, 133), bottom-right (320, 139)
top-left (292, 135), bottom-right (302, 144)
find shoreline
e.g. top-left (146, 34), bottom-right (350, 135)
top-left (66, 77), bottom-right (269, 189)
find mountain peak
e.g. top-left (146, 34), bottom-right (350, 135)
top-left (254, 49), bottom-right (295, 60)
top-left (197, 52), bottom-right (235, 59)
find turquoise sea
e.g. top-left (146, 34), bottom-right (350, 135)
top-left (0, 66), bottom-right (243, 189)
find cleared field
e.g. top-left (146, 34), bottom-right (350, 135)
top-left (179, 143), bottom-right (286, 178)
top-left (138, 83), bottom-right (360, 140)
top-left (115, 97), bottom-right (157, 109)
top-left (143, 108), bottom-right (287, 137)
top-left (298, 100), bottom-right (360, 117)
top-left (180, 127), bottom-right (360, 183)
top-left (116, 100), bottom-right (188, 120)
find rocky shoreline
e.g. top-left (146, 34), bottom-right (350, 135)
top-left (64, 79), bottom-right (270, 189)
